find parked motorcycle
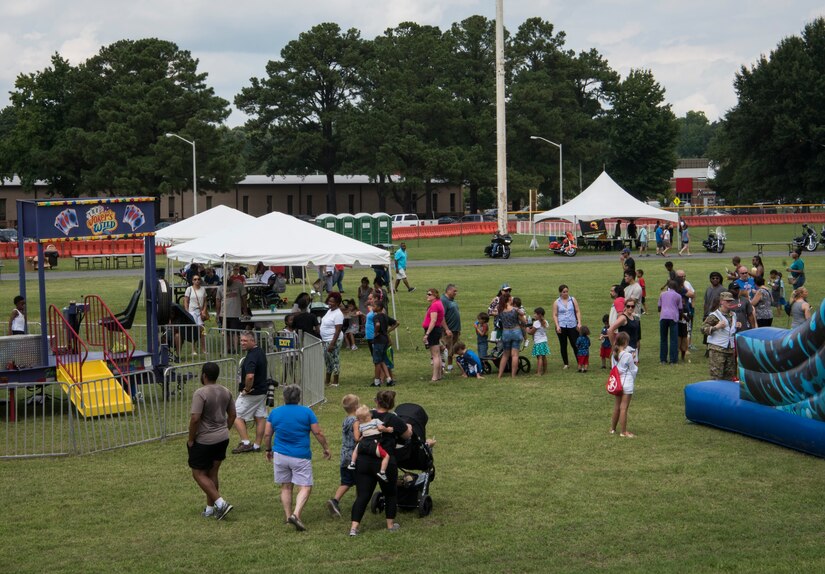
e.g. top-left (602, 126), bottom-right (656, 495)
top-left (820, 225), bottom-right (825, 246)
top-left (702, 229), bottom-right (726, 253)
top-left (548, 231), bottom-right (578, 257)
top-left (484, 232), bottom-right (512, 259)
top-left (792, 223), bottom-right (818, 252)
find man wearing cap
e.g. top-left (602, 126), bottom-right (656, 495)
top-left (701, 292), bottom-right (739, 380)
top-left (488, 284), bottom-right (512, 316)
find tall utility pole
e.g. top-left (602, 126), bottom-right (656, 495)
top-left (495, 0), bottom-right (508, 235)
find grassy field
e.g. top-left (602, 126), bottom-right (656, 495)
top-left (1, 236), bottom-right (824, 573)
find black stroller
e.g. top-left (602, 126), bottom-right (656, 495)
top-left (480, 336), bottom-right (531, 375)
top-left (370, 403), bottom-right (435, 517)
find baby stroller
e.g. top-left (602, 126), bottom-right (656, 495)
top-left (370, 403), bottom-right (435, 517)
top-left (480, 336), bottom-right (531, 375)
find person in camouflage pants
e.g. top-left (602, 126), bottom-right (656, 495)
top-left (701, 291), bottom-right (739, 380)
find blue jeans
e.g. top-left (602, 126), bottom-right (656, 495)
top-left (659, 319), bottom-right (679, 363)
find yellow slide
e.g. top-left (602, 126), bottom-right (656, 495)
top-left (57, 360), bottom-right (134, 418)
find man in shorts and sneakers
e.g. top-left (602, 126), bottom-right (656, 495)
top-left (393, 243), bottom-right (416, 293)
top-left (232, 331), bottom-right (269, 454)
top-left (188, 362), bottom-right (237, 520)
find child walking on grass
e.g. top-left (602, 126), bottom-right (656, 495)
top-left (475, 312), bottom-right (490, 358)
top-left (348, 405), bottom-right (393, 482)
top-left (576, 325), bottom-right (591, 372)
top-left (610, 332), bottom-right (637, 438)
top-left (599, 314), bottom-right (612, 369)
top-left (527, 307), bottom-right (549, 375)
top-left (636, 269), bottom-right (646, 314)
top-left (326, 394), bottom-right (360, 518)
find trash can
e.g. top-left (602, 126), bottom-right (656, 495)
top-left (336, 213), bottom-right (356, 239)
top-left (355, 212), bottom-right (374, 244)
top-left (373, 212), bottom-right (392, 245)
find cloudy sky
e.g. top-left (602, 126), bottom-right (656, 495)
top-left (1, 1), bottom-right (823, 126)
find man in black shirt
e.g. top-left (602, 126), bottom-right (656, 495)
top-left (371, 301), bottom-right (398, 387)
top-left (232, 331), bottom-right (269, 454)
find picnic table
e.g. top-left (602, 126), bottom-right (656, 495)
top-left (74, 254), bottom-right (144, 270)
top-left (752, 242), bottom-right (795, 255)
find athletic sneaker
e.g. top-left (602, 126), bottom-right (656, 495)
top-left (349, 528), bottom-right (359, 537)
top-left (385, 379), bottom-right (396, 387)
top-left (288, 514), bottom-right (307, 532)
top-left (347, 461), bottom-right (356, 470)
top-left (408, 287), bottom-right (416, 293)
top-left (231, 442), bottom-right (254, 454)
top-left (370, 381), bottom-right (381, 387)
top-left (326, 498), bottom-right (342, 518)
top-left (387, 523), bottom-right (401, 532)
top-left (214, 502), bottom-right (233, 521)
top-left (201, 508), bottom-right (214, 518)
top-left (377, 471), bottom-right (388, 482)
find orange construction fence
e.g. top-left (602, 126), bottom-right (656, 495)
top-left (0, 239), bottom-right (168, 259)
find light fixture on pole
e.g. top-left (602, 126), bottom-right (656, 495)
top-left (165, 133), bottom-right (197, 216)
top-left (530, 135), bottom-right (563, 206)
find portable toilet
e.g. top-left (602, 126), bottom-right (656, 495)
top-left (354, 212), bottom-right (374, 244)
top-left (315, 213), bottom-right (337, 233)
top-left (373, 212), bottom-right (392, 245)
top-left (336, 213), bottom-right (356, 239)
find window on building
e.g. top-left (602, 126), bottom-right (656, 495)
top-left (266, 195), bottom-right (273, 213)
top-left (0, 198), bottom-right (6, 222)
top-left (242, 196), bottom-right (249, 214)
top-left (348, 194), bottom-right (355, 213)
top-left (205, 196), bottom-right (213, 210)
top-left (287, 195), bottom-right (293, 215)
top-left (449, 193), bottom-right (455, 212)
top-left (168, 196), bottom-right (175, 218)
top-left (306, 195), bottom-right (313, 215)
top-left (432, 193), bottom-right (438, 214)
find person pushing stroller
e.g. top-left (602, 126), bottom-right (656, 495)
top-left (347, 405), bottom-right (393, 482)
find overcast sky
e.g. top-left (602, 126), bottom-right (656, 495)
top-left (1, 1), bottom-right (823, 126)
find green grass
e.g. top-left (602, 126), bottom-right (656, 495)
top-left (2, 237), bottom-right (825, 573)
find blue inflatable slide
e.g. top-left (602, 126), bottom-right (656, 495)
top-left (684, 298), bottom-right (825, 458)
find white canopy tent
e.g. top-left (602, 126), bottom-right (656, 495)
top-left (166, 211), bottom-right (397, 345)
top-left (155, 205), bottom-right (256, 247)
top-left (534, 171), bottom-right (680, 223)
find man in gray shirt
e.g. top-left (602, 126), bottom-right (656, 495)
top-left (188, 362), bottom-right (236, 520)
top-left (441, 284), bottom-right (461, 372)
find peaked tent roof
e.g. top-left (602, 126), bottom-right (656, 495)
top-left (534, 171), bottom-right (679, 223)
top-left (155, 205), bottom-right (257, 246)
top-left (166, 211), bottom-right (390, 266)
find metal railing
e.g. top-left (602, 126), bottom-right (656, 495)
top-left (48, 304), bottom-right (88, 385)
top-left (82, 294), bottom-right (137, 376)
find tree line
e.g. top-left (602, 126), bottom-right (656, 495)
top-left (1, 16), bottom-right (820, 213)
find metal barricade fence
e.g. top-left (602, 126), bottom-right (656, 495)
top-left (0, 369), bottom-right (162, 458)
top-left (1, 380), bottom-right (73, 458)
top-left (299, 333), bottom-right (325, 408)
top-left (162, 357), bottom-right (238, 438)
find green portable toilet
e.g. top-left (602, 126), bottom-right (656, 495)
top-left (315, 213), bottom-right (337, 233)
top-left (336, 213), bottom-right (356, 239)
top-left (354, 212), bottom-right (374, 244)
top-left (373, 212), bottom-right (392, 245)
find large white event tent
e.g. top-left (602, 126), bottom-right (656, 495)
top-left (155, 205), bottom-right (256, 247)
top-left (534, 171), bottom-right (679, 223)
top-left (166, 211), bottom-right (397, 343)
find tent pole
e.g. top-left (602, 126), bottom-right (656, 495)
top-left (222, 256), bottom-right (228, 357)
top-left (388, 264), bottom-right (400, 350)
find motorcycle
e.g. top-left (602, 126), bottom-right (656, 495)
top-left (820, 225), bottom-right (825, 246)
top-left (484, 232), bottom-right (512, 259)
top-left (548, 231), bottom-right (578, 257)
top-left (702, 227), bottom-right (726, 253)
top-left (792, 223), bottom-right (818, 252)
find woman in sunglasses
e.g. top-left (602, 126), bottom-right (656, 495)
top-left (606, 297), bottom-right (641, 360)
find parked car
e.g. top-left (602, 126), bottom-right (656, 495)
top-left (437, 216), bottom-right (458, 225)
top-left (154, 221), bottom-right (175, 231)
top-left (459, 214), bottom-right (496, 223)
top-left (0, 229), bottom-right (18, 242)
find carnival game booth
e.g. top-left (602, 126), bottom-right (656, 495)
top-left (1, 198), bottom-right (161, 425)
top-left (534, 172), bottom-right (679, 250)
top-left (684, 297), bottom-right (825, 458)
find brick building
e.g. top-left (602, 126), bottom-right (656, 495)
top-left (670, 158), bottom-right (717, 207)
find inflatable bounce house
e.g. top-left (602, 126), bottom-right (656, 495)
top-left (685, 298), bottom-right (825, 458)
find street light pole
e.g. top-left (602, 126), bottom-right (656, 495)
top-left (166, 133), bottom-right (197, 216)
top-left (529, 135), bottom-right (563, 206)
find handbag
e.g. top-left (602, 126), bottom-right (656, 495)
top-left (606, 365), bottom-right (623, 395)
